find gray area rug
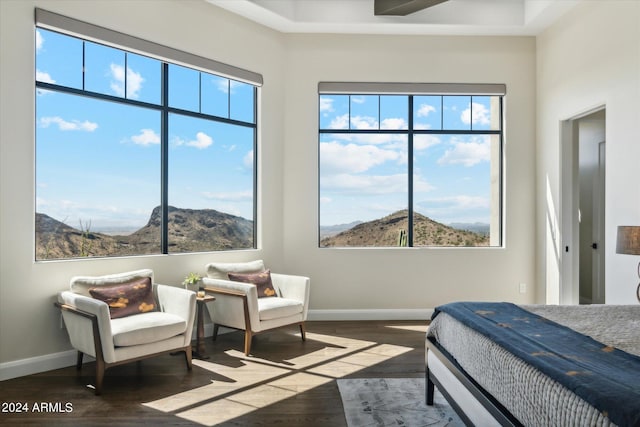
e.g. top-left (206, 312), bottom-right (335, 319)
top-left (338, 377), bottom-right (464, 427)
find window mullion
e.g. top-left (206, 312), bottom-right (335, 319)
top-left (124, 53), bottom-right (128, 99)
top-left (408, 96), bottom-right (414, 247)
top-left (161, 62), bottom-right (169, 254)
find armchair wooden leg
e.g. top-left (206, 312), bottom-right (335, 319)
top-left (94, 357), bottom-right (105, 396)
top-left (212, 324), bottom-right (220, 341)
top-left (299, 322), bottom-right (306, 341)
top-left (76, 351), bottom-right (84, 370)
top-left (184, 346), bottom-right (193, 370)
top-left (244, 330), bottom-right (253, 355)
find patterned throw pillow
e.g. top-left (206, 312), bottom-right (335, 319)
top-left (227, 269), bottom-right (277, 298)
top-left (89, 277), bottom-right (157, 319)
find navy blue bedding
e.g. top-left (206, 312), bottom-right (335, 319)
top-left (433, 302), bottom-right (640, 427)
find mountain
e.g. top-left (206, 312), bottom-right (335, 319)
top-left (320, 221), bottom-right (363, 239)
top-left (35, 206), bottom-right (253, 259)
top-left (320, 210), bottom-right (489, 247)
top-left (128, 206), bottom-right (253, 253)
top-left (448, 222), bottom-right (490, 235)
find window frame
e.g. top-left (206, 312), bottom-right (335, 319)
top-left (34, 10), bottom-right (262, 260)
top-left (318, 83), bottom-right (505, 248)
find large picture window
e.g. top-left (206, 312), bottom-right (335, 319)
top-left (35, 10), bottom-right (260, 260)
top-left (319, 83), bottom-right (504, 248)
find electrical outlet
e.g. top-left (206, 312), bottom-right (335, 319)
top-left (519, 283), bottom-right (527, 294)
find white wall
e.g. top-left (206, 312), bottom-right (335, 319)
top-left (0, 0), bottom-right (287, 370)
top-left (282, 33), bottom-right (537, 311)
top-left (0, 0), bottom-right (539, 376)
top-left (536, 1), bottom-right (640, 304)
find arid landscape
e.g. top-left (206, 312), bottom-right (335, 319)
top-left (36, 207), bottom-right (488, 259)
top-left (320, 210), bottom-right (489, 247)
top-left (35, 206), bottom-right (254, 260)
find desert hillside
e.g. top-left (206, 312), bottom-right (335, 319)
top-left (320, 210), bottom-right (489, 247)
top-left (35, 206), bottom-right (253, 259)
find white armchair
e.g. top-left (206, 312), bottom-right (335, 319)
top-left (56, 269), bottom-right (196, 395)
top-left (202, 260), bottom-right (310, 355)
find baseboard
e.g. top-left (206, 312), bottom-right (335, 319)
top-left (0, 349), bottom-right (95, 382)
top-left (307, 308), bottom-right (434, 321)
top-left (0, 309), bottom-right (432, 381)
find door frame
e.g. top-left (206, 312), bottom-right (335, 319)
top-left (559, 105), bottom-right (606, 305)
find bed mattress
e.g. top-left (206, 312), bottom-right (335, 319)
top-left (427, 304), bottom-right (640, 426)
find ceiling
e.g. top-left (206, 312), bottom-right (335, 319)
top-left (206, 0), bottom-right (582, 36)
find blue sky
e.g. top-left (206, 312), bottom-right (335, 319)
top-left (35, 28), bottom-right (499, 234)
top-left (35, 29), bottom-right (255, 233)
top-left (319, 94), bottom-right (499, 227)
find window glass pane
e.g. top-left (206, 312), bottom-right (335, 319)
top-left (36, 29), bottom-right (82, 90)
top-left (36, 92), bottom-right (161, 259)
top-left (319, 89), bottom-right (502, 248)
top-left (414, 96), bottom-right (441, 130)
top-left (168, 64), bottom-right (199, 112)
top-left (230, 80), bottom-right (255, 123)
top-left (85, 42), bottom-right (125, 97)
top-left (350, 95), bottom-right (379, 129)
top-left (202, 74), bottom-right (229, 118)
top-left (319, 95), bottom-right (349, 129)
top-left (413, 133), bottom-right (497, 247)
top-left (126, 53), bottom-right (161, 104)
top-left (35, 27), bottom-right (258, 259)
top-left (319, 133), bottom-right (408, 247)
top-left (380, 95), bottom-right (408, 130)
top-left (168, 114), bottom-right (254, 252)
top-left (442, 96), bottom-right (471, 130)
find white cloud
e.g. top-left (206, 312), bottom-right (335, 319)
top-left (39, 116), bottom-right (98, 132)
top-left (35, 30), bottom-right (44, 52)
top-left (419, 195), bottom-right (489, 210)
top-left (321, 172), bottom-right (434, 195)
top-left (201, 190), bottom-right (253, 201)
top-left (438, 136), bottom-right (490, 167)
top-left (243, 150), bottom-right (253, 169)
top-left (414, 134), bottom-right (441, 150)
top-left (130, 129), bottom-right (160, 146)
top-left (320, 97), bottom-right (334, 114)
top-left (36, 70), bottom-right (55, 95)
top-left (350, 115), bottom-right (378, 130)
top-left (215, 79), bottom-right (241, 94)
top-left (320, 141), bottom-right (400, 174)
top-left (321, 173), bottom-right (407, 195)
top-left (329, 115), bottom-right (406, 131)
top-left (109, 63), bottom-right (144, 99)
top-left (461, 102), bottom-right (491, 126)
top-left (380, 117), bottom-right (407, 130)
top-left (351, 96), bottom-right (366, 104)
top-left (416, 103), bottom-right (436, 117)
top-left (173, 132), bottom-right (214, 149)
top-left (36, 70), bottom-right (55, 84)
top-left (189, 132), bottom-right (213, 149)
top-left (414, 195), bottom-right (490, 223)
top-left (328, 113), bottom-right (349, 129)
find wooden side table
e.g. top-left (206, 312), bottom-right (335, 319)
top-left (194, 294), bottom-right (215, 359)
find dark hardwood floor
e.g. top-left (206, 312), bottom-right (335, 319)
top-left (0, 320), bottom-right (429, 426)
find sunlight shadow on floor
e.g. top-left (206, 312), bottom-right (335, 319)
top-left (143, 331), bottom-right (413, 426)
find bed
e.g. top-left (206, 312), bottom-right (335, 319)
top-left (425, 302), bottom-right (640, 427)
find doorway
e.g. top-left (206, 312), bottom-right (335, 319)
top-left (560, 108), bottom-right (606, 305)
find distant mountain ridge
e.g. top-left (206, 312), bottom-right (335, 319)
top-left (319, 221), bottom-right (363, 239)
top-left (320, 210), bottom-right (489, 247)
top-left (35, 206), bottom-right (253, 259)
